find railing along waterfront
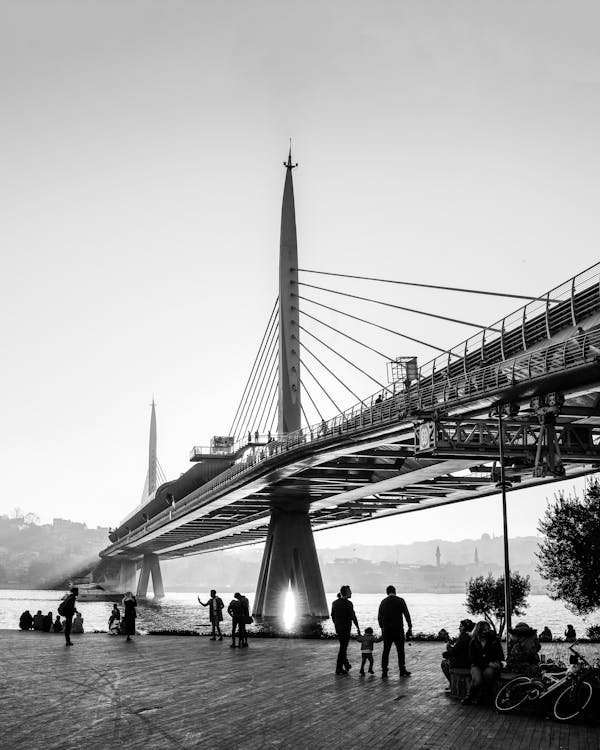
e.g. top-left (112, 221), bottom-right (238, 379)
top-left (111, 324), bottom-right (600, 547)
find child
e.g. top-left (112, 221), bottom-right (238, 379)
top-left (357, 626), bottom-right (380, 674)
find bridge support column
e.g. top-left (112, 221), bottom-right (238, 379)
top-left (118, 559), bottom-right (137, 594)
top-left (136, 553), bottom-right (165, 599)
top-left (253, 504), bottom-right (329, 630)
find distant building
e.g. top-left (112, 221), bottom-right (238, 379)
top-left (474, 547), bottom-right (479, 566)
top-left (435, 545), bottom-right (441, 567)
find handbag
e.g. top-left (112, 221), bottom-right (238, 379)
top-left (246, 615), bottom-right (254, 625)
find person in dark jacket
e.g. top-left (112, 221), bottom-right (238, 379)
top-left (539, 625), bottom-right (552, 642)
top-left (462, 621), bottom-right (504, 705)
top-left (378, 585), bottom-right (413, 678)
top-left (331, 585), bottom-right (361, 675)
top-left (122, 592), bottom-right (137, 642)
top-left (52, 615), bottom-right (63, 633)
top-left (441, 619), bottom-right (474, 684)
top-left (62, 587), bottom-right (78, 646)
top-left (227, 595), bottom-right (244, 648)
top-left (33, 610), bottom-right (45, 630)
top-left (198, 590), bottom-right (225, 640)
top-left (19, 610), bottom-right (33, 630)
top-left (42, 611), bottom-right (53, 632)
top-left (235, 593), bottom-right (250, 647)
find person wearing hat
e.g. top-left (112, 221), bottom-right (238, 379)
top-left (441, 619), bottom-right (475, 685)
top-left (122, 592), bottom-right (137, 642)
top-left (506, 622), bottom-right (541, 677)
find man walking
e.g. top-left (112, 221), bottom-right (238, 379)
top-left (331, 585), bottom-right (361, 675)
top-left (378, 585), bottom-right (412, 678)
top-left (61, 587), bottom-right (78, 646)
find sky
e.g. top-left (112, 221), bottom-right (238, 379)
top-left (1, 1), bottom-right (600, 545)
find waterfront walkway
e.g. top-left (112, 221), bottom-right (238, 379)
top-left (2, 630), bottom-right (598, 750)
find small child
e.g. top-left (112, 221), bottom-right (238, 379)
top-left (357, 626), bottom-right (380, 675)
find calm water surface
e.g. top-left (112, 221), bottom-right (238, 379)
top-left (0, 590), bottom-right (595, 637)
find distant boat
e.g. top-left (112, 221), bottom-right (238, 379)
top-left (63, 581), bottom-right (122, 602)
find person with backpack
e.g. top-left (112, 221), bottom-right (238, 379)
top-left (58, 587), bottom-right (78, 646)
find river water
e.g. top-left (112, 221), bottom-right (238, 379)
top-left (0, 590), bottom-right (595, 637)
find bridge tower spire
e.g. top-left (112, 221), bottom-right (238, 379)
top-left (278, 146), bottom-right (301, 434)
top-left (253, 148), bottom-right (329, 630)
top-left (148, 398), bottom-right (158, 495)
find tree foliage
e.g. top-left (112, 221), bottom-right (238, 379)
top-left (537, 478), bottom-right (600, 616)
top-left (465, 572), bottom-right (530, 637)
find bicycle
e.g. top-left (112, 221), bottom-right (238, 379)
top-left (495, 644), bottom-right (596, 716)
top-left (495, 665), bottom-right (568, 713)
top-left (552, 649), bottom-right (600, 723)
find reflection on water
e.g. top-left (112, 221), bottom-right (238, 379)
top-left (0, 590), bottom-right (595, 637)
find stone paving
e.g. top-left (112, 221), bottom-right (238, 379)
top-left (2, 630), bottom-right (599, 750)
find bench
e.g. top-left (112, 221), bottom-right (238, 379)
top-left (449, 668), bottom-right (521, 699)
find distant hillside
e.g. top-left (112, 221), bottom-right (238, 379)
top-left (315, 534), bottom-right (542, 567)
top-left (0, 512), bottom-right (546, 595)
top-left (0, 514), bottom-right (110, 588)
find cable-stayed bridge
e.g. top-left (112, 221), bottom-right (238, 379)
top-left (100, 151), bottom-right (600, 626)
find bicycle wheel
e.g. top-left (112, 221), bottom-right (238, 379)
top-left (495, 677), bottom-right (534, 713)
top-left (553, 680), bottom-right (594, 722)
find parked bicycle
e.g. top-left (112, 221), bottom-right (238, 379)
top-left (495, 644), bottom-right (599, 722)
top-left (552, 649), bottom-right (599, 722)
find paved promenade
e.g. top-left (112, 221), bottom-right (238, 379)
top-left (2, 630), bottom-right (598, 750)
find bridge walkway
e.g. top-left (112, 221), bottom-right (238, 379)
top-left (3, 630), bottom-right (598, 750)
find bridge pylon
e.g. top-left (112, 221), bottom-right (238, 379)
top-left (136, 553), bottom-right (165, 599)
top-left (253, 502), bottom-right (329, 628)
top-left (253, 149), bottom-right (329, 628)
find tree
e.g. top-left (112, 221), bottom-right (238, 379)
top-left (537, 478), bottom-right (600, 616)
top-left (465, 572), bottom-right (531, 637)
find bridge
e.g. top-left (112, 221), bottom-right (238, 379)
top-left (100, 150), bottom-right (600, 627)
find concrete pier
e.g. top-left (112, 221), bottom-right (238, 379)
top-left (3, 630), bottom-right (598, 750)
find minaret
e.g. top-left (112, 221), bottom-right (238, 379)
top-left (474, 547), bottom-right (479, 566)
top-left (148, 399), bottom-right (157, 495)
top-left (278, 147), bottom-right (301, 435)
top-left (435, 545), bottom-right (441, 567)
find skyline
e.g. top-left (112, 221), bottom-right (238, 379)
top-left (2, 2), bottom-right (600, 544)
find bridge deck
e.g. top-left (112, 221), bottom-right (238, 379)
top-left (4, 630), bottom-right (598, 750)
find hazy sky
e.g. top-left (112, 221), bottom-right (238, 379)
top-left (2, 1), bottom-right (599, 545)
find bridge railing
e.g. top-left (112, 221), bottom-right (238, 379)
top-left (416, 261), bottom-right (600, 387)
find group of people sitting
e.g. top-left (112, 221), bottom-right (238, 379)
top-left (19, 609), bottom-right (84, 634)
top-left (441, 619), bottom-right (553, 705)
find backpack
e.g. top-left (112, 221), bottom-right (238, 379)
top-left (57, 598), bottom-right (68, 617)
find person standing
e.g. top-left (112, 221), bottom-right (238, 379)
top-left (378, 585), bottom-right (413, 678)
top-left (122, 592), bottom-right (137, 642)
top-left (61, 587), bottom-right (78, 646)
top-left (227, 595), bottom-right (244, 648)
top-left (331, 585), bottom-right (361, 675)
top-left (235, 592), bottom-right (251, 647)
top-left (198, 590), bottom-right (224, 640)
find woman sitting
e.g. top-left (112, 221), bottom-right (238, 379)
top-left (506, 622), bottom-right (541, 677)
top-left (462, 621), bottom-right (504, 705)
top-left (441, 619), bottom-right (474, 685)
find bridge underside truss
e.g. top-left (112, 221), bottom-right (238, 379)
top-left (102, 376), bottom-right (600, 562)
